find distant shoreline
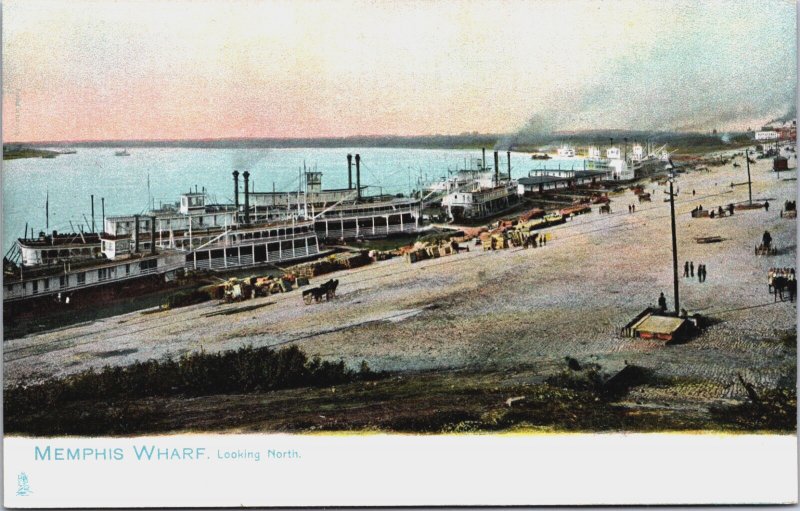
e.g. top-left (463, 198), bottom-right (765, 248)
top-left (2, 147), bottom-right (62, 160)
top-left (5, 129), bottom-right (756, 155)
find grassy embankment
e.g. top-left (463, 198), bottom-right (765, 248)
top-left (5, 342), bottom-right (795, 436)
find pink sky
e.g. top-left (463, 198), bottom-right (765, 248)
top-left (3, 0), bottom-right (796, 142)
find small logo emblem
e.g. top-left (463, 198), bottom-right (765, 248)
top-left (17, 472), bottom-right (32, 497)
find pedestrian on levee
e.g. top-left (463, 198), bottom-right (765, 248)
top-left (658, 292), bottom-right (667, 313)
top-left (683, 261), bottom-right (689, 277)
top-left (765, 200), bottom-right (770, 212)
top-left (690, 261), bottom-right (694, 277)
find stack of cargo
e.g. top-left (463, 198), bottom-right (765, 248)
top-left (404, 240), bottom-right (461, 263)
top-left (288, 251), bottom-right (372, 278)
top-left (519, 208), bottom-right (546, 222)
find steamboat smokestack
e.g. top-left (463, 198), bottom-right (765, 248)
top-left (232, 170), bottom-right (240, 215)
top-left (91, 195), bottom-right (95, 232)
top-left (507, 151), bottom-right (511, 179)
top-left (355, 154), bottom-right (361, 201)
top-left (482, 148), bottom-right (486, 170)
top-left (494, 151), bottom-right (499, 186)
top-left (347, 154), bottom-right (353, 190)
top-left (133, 214), bottom-right (140, 254)
top-left (242, 171), bottom-right (250, 224)
top-left (150, 216), bottom-right (157, 255)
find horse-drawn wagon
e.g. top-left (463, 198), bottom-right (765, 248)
top-left (302, 279), bottom-right (339, 304)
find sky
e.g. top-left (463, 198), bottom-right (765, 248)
top-left (2, 0), bottom-right (797, 142)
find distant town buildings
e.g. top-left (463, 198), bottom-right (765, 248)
top-left (756, 120), bottom-right (796, 142)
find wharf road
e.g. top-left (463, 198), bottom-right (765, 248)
top-left (5, 152), bottom-right (797, 401)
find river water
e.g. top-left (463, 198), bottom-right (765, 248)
top-left (3, 147), bottom-right (588, 254)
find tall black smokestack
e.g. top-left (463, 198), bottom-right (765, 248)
top-left (494, 151), bottom-right (499, 186)
top-left (91, 195), bottom-right (95, 232)
top-left (150, 216), bottom-right (157, 255)
top-left (232, 170), bottom-right (240, 214)
top-left (133, 214), bottom-right (140, 254)
top-left (507, 151), bottom-right (511, 179)
top-left (482, 148), bottom-right (486, 170)
top-left (347, 154), bottom-right (353, 190)
top-left (243, 171), bottom-right (250, 224)
top-left (355, 154), bottom-right (361, 201)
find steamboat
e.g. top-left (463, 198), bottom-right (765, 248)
top-left (440, 149), bottom-right (520, 222)
top-left (244, 154), bottom-right (423, 241)
top-left (3, 172), bottom-right (321, 314)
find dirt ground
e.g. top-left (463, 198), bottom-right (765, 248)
top-left (5, 150), bottom-right (797, 413)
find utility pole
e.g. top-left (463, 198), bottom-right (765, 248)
top-left (745, 148), bottom-right (752, 205)
top-left (668, 165), bottom-right (680, 315)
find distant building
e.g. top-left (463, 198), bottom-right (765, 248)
top-left (776, 120), bottom-right (797, 141)
top-left (755, 131), bottom-right (779, 141)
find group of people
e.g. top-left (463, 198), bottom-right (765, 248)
top-left (691, 203), bottom-right (736, 219)
top-left (627, 204), bottom-right (636, 213)
top-left (683, 261), bottom-right (708, 283)
top-left (769, 267), bottom-right (795, 282)
top-left (521, 232), bottom-right (547, 248)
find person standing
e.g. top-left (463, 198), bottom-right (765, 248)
top-left (683, 261), bottom-right (689, 277)
top-left (763, 230), bottom-right (772, 249)
top-left (690, 261), bottom-right (694, 277)
top-left (765, 200), bottom-right (770, 212)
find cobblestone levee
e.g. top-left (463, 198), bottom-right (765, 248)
top-left (5, 153), bottom-right (796, 405)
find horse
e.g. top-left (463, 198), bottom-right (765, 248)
top-left (599, 204), bottom-right (611, 214)
top-left (772, 276), bottom-right (788, 302)
top-left (323, 279), bottom-right (339, 300)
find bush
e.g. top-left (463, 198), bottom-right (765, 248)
top-left (5, 345), bottom-right (381, 415)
